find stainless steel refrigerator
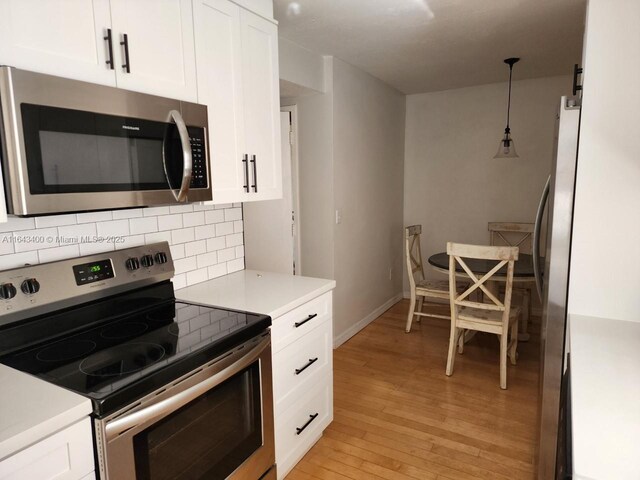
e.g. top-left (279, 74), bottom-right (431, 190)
top-left (533, 96), bottom-right (581, 479)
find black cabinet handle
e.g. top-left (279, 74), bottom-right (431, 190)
top-left (295, 357), bottom-right (318, 375)
top-left (572, 64), bottom-right (583, 96)
top-left (296, 413), bottom-right (319, 435)
top-left (120, 33), bottom-right (131, 73)
top-left (294, 313), bottom-right (317, 328)
top-left (104, 29), bottom-right (114, 70)
top-left (250, 155), bottom-right (258, 192)
top-left (242, 154), bottom-right (249, 192)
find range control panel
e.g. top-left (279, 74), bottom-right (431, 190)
top-left (0, 242), bottom-right (174, 325)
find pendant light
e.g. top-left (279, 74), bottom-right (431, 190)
top-left (494, 57), bottom-right (520, 159)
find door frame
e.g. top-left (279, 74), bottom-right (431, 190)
top-left (281, 105), bottom-right (301, 274)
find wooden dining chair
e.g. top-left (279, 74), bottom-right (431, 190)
top-left (488, 222), bottom-right (534, 339)
top-left (405, 225), bottom-right (463, 333)
top-left (445, 242), bottom-right (521, 389)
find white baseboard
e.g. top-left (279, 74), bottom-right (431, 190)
top-left (333, 292), bottom-right (403, 348)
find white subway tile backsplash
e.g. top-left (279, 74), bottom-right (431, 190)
top-left (208, 263), bottom-right (227, 279)
top-left (206, 237), bottom-right (225, 252)
top-left (112, 208), bottom-right (143, 219)
top-left (0, 203), bottom-right (244, 289)
top-left (225, 233), bottom-right (243, 248)
top-left (224, 208), bottom-right (242, 222)
top-left (158, 214), bottom-right (183, 231)
top-left (97, 220), bottom-right (130, 238)
top-left (215, 203), bottom-right (232, 210)
top-left (38, 245), bottom-right (81, 263)
top-left (169, 205), bottom-right (193, 214)
top-left (217, 247), bottom-right (235, 263)
top-left (35, 214), bottom-right (77, 229)
top-left (77, 211), bottom-right (113, 223)
top-left (227, 258), bottom-right (244, 273)
top-left (143, 206), bottom-right (171, 217)
top-left (129, 217), bottom-right (158, 235)
top-left (185, 240), bottom-right (206, 257)
top-left (205, 210), bottom-right (224, 224)
top-left (171, 228), bottom-right (195, 245)
top-left (215, 222), bottom-right (234, 237)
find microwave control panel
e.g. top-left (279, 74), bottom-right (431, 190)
top-left (188, 128), bottom-right (208, 189)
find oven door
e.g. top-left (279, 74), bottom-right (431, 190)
top-left (96, 334), bottom-right (275, 480)
top-left (0, 67), bottom-right (212, 215)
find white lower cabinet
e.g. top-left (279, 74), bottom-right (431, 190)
top-left (0, 418), bottom-right (94, 480)
top-left (271, 291), bottom-right (333, 479)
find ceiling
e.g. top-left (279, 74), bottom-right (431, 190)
top-left (274, 0), bottom-right (587, 94)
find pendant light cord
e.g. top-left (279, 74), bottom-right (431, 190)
top-left (506, 63), bottom-right (513, 130)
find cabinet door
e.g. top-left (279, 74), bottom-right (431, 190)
top-left (109, 0), bottom-right (197, 101)
top-left (0, 0), bottom-right (115, 86)
top-left (194, 0), bottom-right (250, 204)
top-left (240, 9), bottom-right (282, 202)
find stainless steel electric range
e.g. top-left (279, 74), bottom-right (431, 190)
top-left (0, 242), bottom-right (276, 480)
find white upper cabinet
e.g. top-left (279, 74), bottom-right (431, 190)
top-left (194, 0), bottom-right (282, 204)
top-left (0, 0), bottom-right (115, 86)
top-left (0, 0), bottom-right (197, 101)
top-left (109, 0), bottom-right (198, 101)
top-left (240, 9), bottom-right (282, 201)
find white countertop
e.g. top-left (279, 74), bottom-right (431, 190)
top-left (570, 314), bottom-right (640, 480)
top-left (176, 270), bottom-right (335, 318)
top-left (0, 365), bottom-right (92, 461)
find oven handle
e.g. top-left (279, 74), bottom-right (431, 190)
top-left (104, 335), bottom-right (270, 442)
top-left (163, 109), bottom-right (193, 202)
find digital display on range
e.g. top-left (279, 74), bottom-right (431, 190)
top-left (72, 259), bottom-right (114, 286)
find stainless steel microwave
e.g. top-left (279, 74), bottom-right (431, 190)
top-left (0, 67), bottom-right (212, 216)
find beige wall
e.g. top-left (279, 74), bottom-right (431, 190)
top-left (331, 57), bottom-right (406, 345)
top-left (403, 75), bottom-right (571, 291)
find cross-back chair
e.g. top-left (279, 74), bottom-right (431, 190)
top-left (488, 222), bottom-right (535, 340)
top-left (405, 225), bottom-right (464, 333)
top-left (445, 242), bottom-right (521, 389)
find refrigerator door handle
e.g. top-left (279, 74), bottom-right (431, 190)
top-left (533, 175), bottom-right (551, 300)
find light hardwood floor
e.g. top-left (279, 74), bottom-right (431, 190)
top-left (286, 299), bottom-right (540, 480)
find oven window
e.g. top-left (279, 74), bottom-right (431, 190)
top-left (21, 103), bottom-right (186, 194)
top-left (133, 363), bottom-right (263, 480)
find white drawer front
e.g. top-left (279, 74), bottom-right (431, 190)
top-left (0, 418), bottom-right (94, 480)
top-left (275, 378), bottom-right (332, 480)
top-left (271, 292), bottom-right (332, 353)
top-left (273, 319), bottom-right (332, 414)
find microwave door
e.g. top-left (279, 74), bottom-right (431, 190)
top-left (163, 110), bottom-right (192, 203)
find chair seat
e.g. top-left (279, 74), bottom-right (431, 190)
top-left (458, 305), bottom-right (521, 324)
top-left (416, 279), bottom-right (467, 295)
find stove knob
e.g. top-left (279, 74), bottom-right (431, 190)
top-left (20, 278), bottom-right (40, 295)
top-left (141, 255), bottom-right (154, 268)
top-left (0, 283), bottom-right (17, 299)
top-left (154, 252), bottom-right (168, 264)
top-left (125, 257), bottom-right (140, 271)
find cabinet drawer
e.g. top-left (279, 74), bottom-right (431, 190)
top-left (0, 418), bottom-right (94, 480)
top-left (275, 378), bottom-right (332, 480)
top-left (273, 319), bottom-right (332, 414)
top-left (271, 292), bottom-right (332, 352)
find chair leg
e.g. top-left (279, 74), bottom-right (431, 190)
top-left (499, 330), bottom-right (508, 389)
top-left (509, 316), bottom-right (519, 366)
top-left (416, 296), bottom-right (424, 323)
top-left (457, 329), bottom-right (464, 354)
top-left (406, 292), bottom-right (416, 333)
top-left (446, 325), bottom-right (458, 376)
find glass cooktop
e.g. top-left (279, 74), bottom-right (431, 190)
top-left (0, 282), bottom-right (270, 416)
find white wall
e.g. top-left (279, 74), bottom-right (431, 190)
top-left (567, 0), bottom-right (640, 322)
top-left (403, 75), bottom-right (571, 290)
top-left (331, 57), bottom-right (406, 344)
top-left (278, 37), bottom-right (325, 94)
top-left (0, 204), bottom-right (245, 288)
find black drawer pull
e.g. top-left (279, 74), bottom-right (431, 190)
top-left (295, 357), bottom-right (318, 375)
top-left (242, 154), bottom-right (249, 192)
top-left (294, 313), bottom-right (317, 328)
top-left (296, 413), bottom-right (319, 435)
top-left (120, 33), bottom-right (131, 73)
top-left (104, 28), bottom-right (114, 70)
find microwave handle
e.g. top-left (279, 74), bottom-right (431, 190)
top-left (104, 335), bottom-right (270, 441)
top-left (163, 110), bottom-right (193, 202)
